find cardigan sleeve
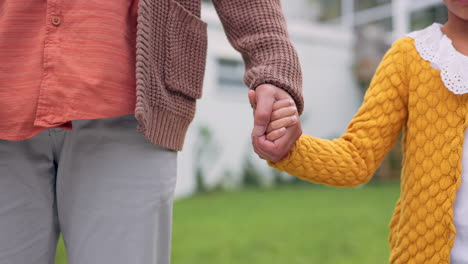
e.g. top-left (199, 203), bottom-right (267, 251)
top-left (269, 38), bottom-right (412, 187)
top-left (212, 0), bottom-right (304, 114)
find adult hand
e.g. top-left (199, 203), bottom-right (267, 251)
top-left (248, 84), bottom-right (302, 162)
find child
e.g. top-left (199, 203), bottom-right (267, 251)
top-left (256, 1), bottom-right (468, 263)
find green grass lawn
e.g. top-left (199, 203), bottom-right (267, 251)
top-left (55, 183), bottom-right (400, 264)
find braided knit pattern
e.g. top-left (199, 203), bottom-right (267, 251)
top-left (135, 0), bottom-right (302, 150)
top-left (270, 37), bottom-right (468, 264)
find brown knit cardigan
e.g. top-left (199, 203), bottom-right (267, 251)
top-left (135, 0), bottom-right (303, 151)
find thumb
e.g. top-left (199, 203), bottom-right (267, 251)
top-left (248, 90), bottom-right (257, 109)
top-left (253, 87), bottom-right (275, 137)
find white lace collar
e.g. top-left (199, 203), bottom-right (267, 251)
top-left (407, 23), bottom-right (468, 95)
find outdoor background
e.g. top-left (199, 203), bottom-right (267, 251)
top-left (54, 0), bottom-right (447, 263)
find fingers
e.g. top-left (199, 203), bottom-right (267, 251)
top-left (255, 136), bottom-right (283, 162)
top-left (252, 135), bottom-right (277, 161)
top-left (267, 115), bottom-right (298, 133)
top-left (273, 85), bottom-right (295, 101)
top-left (254, 122), bottom-right (303, 162)
top-left (272, 99), bottom-right (295, 111)
top-left (252, 86), bottom-right (275, 136)
top-left (271, 106), bottom-right (297, 121)
top-left (266, 127), bottom-right (287, 141)
top-left (252, 136), bottom-right (271, 160)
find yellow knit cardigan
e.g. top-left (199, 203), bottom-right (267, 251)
top-left (270, 37), bottom-right (468, 264)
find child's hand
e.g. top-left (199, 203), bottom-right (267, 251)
top-left (265, 99), bottom-right (298, 141)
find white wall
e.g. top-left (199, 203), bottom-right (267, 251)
top-left (174, 6), bottom-right (362, 198)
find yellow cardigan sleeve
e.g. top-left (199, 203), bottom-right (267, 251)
top-left (269, 38), bottom-right (412, 187)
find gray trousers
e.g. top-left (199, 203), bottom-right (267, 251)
top-left (0, 115), bottom-right (177, 264)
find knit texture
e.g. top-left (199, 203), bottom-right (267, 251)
top-left (135, 0), bottom-right (303, 150)
top-left (270, 37), bottom-right (468, 264)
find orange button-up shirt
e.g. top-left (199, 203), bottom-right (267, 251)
top-left (0, 0), bottom-right (138, 140)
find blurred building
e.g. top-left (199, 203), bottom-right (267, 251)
top-left (317, 0), bottom-right (446, 36)
top-left (175, 0), bottom-right (447, 197)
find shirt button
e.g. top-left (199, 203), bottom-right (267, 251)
top-left (51, 16), bottom-right (61, 26)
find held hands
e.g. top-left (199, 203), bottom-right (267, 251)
top-left (250, 95), bottom-right (298, 141)
top-left (249, 84), bottom-right (302, 163)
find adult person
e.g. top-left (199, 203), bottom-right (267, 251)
top-left (0, 0), bottom-right (303, 263)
